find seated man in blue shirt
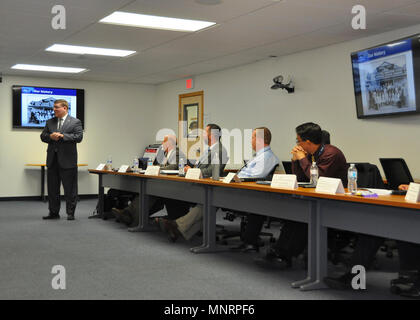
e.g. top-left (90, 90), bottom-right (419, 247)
top-left (161, 127), bottom-right (279, 242)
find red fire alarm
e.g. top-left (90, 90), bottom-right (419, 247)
top-left (186, 78), bottom-right (194, 89)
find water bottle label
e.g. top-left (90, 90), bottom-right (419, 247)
top-left (349, 172), bottom-right (357, 178)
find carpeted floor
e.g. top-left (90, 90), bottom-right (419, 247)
top-left (0, 199), bottom-right (408, 300)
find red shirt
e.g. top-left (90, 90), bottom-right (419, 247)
top-left (292, 144), bottom-right (348, 186)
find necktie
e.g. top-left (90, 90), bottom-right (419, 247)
top-left (196, 147), bottom-right (211, 167)
top-left (58, 118), bottom-right (63, 131)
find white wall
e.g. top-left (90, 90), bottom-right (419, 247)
top-left (0, 76), bottom-right (156, 197)
top-left (155, 24), bottom-right (420, 179)
top-left (3, 24), bottom-right (420, 198)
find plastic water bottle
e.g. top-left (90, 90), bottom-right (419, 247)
top-left (133, 158), bottom-right (139, 173)
top-left (147, 158), bottom-right (154, 167)
top-left (178, 158), bottom-right (185, 176)
top-left (310, 161), bottom-right (319, 186)
top-left (106, 156), bottom-right (112, 171)
top-left (348, 163), bottom-right (358, 194)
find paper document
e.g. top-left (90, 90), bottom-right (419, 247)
top-left (161, 170), bottom-right (179, 175)
top-left (366, 188), bottom-right (392, 196)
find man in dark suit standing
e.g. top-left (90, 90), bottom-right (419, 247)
top-left (40, 99), bottom-right (83, 221)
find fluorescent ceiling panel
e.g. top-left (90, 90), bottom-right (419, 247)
top-left (46, 44), bottom-right (136, 57)
top-left (99, 11), bottom-right (216, 32)
top-left (11, 64), bottom-right (87, 73)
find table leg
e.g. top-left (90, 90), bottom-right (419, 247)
top-left (41, 166), bottom-right (46, 202)
top-left (291, 200), bottom-right (317, 289)
top-left (89, 174), bottom-right (103, 219)
top-left (128, 179), bottom-right (154, 232)
top-left (297, 200), bottom-right (328, 291)
top-left (191, 186), bottom-right (226, 254)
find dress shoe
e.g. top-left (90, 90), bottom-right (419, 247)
top-left (67, 215), bottom-right (75, 221)
top-left (230, 242), bottom-right (259, 253)
top-left (254, 247), bottom-right (292, 270)
top-left (390, 271), bottom-right (418, 286)
top-left (163, 219), bottom-right (182, 242)
top-left (323, 272), bottom-right (353, 290)
top-left (112, 207), bottom-right (132, 225)
top-left (399, 282), bottom-right (420, 299)
top-left (42, 214), bottom-right (60, 220)
top-left (390, 272), bottom-right (419, 295)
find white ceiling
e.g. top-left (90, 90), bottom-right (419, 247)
top-left (1, 0), bottom-right (420, 84)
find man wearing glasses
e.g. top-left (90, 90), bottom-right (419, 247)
top-left (254, 122), bottom-right (348, 269)
top-left (40, 99), bottom-right (83, 221)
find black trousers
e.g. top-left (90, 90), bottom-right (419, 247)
top-left (244, 216), bottom-right (355, 260)
top-left (349, 234), bottom-right (384, 269)
top-left (47, 154), bottom-right (78, 216)
top-left (164, 199), bottom-right (193, 220)
top-left (398, 241), bottom-right (420, 271)
top-left (348, 237), bottom-right (420, 273)
top-left (243, 215), bottom-right (307, 256)
top-left (243, 214), bottom-right (265, 246)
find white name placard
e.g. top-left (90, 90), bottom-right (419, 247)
top-left (405, 183), bottom-right (420, 203)
top-left (315, 177), bottom-right (345, 194)
top-left (145, 165), bottom-right (160, 176)
top-left (223, 173), bottom-right (241, 183)
top-left (118, 165), bottom-right (129, 173)
top-left (185, 168), bottom-right (202, 180)
top-left (271, 174), bottom-right (298, 189)
top-left (96, 163), bottom-right (105, 170)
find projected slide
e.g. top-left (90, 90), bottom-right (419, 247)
top-left (355, 40), bottom-right (416, 116)
top-left (21, 87), bottom-right (77, 127)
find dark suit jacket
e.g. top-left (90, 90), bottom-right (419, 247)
top-left (196, 142), bottom-right (228, 178)
top-left (40, 115), bottom-right (83, 169)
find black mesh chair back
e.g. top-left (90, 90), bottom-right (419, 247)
top-left (350, 162), bottom-right (385, 189)
top-left (282, 161), bottom-right (292, 174)
top-left (379, 158), bottom-right (413, 190)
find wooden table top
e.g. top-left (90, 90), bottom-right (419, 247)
top-left (27, 164), bottom-right (88, 167)
top-left (89, 169), bottom-right (420, 210)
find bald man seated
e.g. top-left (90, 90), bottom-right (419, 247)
top-left (112, 135), bottom-right (188, 228)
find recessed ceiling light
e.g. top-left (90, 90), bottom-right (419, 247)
top-left (46, 44), bottom-right (136, 57)
top-left (11, 64), bottom-right (86, 73)
top-left (99, 11), bottom-right (216, 32)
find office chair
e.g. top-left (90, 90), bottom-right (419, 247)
top-left (328, 163), bottom-right (396, 267)
top-left (282, 161), bottom-right (292, 174)
top-left (379, 158), bottom-right (414, 190)
top-left (216, 165), bottom-right (280, 245)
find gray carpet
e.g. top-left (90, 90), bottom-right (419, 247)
top-left (0, 199), bottom-right (408, 300)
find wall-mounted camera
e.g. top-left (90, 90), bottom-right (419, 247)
top-left (270, 75), bottom-right (294, 93)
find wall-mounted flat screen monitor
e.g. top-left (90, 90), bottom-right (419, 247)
top-left (12, 85), bottom-right (85, 129)
top-left (351, 34), bottom-right (420, 118)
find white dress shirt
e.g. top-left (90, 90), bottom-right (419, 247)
top-left (57, 113), bottom-right (68, 131)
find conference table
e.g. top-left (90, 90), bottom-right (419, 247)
top-left (89, 169), bottom-right (420, 291)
